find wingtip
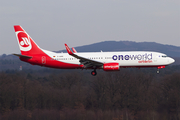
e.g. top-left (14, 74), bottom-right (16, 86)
top-left (72, 47), bottom-right (77, 53)
top-left (64, 43), bottom-right (73, 55)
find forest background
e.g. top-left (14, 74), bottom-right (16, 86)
top-left (0, 41), bottom-right (180, 120)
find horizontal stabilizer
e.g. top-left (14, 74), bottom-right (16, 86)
top-left (13, 54), bottom-right (32, 59)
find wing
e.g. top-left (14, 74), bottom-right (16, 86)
top-left (65, 44), bottom-right (103, 68)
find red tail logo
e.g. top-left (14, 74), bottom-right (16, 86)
top-left (16, 31), bottom-right (32, 51)
top-left (14, 25), bottom-right (45, 56)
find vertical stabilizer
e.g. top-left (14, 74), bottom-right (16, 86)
top-left (14, 25), bottom-right (43, 56)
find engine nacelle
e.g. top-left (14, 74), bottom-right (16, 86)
top-left (103, 63), bottom-right (120, 71)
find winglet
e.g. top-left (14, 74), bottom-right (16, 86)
top-left (72, 47), bottom-right (77, 53)
top-left (65, 44), bottom-right (73, 55)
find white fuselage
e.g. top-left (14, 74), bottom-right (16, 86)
top-left (44, 50), bottom-right (175, 67)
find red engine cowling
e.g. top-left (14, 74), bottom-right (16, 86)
top-left (103, 63), bottom-right (119, 71)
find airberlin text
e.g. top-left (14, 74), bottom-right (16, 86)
top-left (112, 53), bottom-right (152, 61)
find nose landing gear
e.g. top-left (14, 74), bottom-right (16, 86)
top-left (157, 69), bottom-right (159, 74)
top-left (157, 66), bottom-right (165, 74)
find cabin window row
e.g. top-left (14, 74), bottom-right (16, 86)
top-left (51, 57), bottom-right (112, 60)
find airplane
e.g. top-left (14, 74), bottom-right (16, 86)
top-left (13, 25), bottom-right (175, 76)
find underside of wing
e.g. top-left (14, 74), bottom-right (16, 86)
top-left (73, 53), bottom-right (103, 68)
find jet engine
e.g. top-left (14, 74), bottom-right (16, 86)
top-left (103, 63), bottom-right (119, 71)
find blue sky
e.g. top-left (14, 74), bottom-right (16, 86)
top-left (0, 0), bottom-right (179, 55)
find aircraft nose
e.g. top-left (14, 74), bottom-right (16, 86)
top-left (168, 57), bottom-right (175, 64)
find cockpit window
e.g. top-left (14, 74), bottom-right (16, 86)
top-left (162, 55), bottom-right (167, 58)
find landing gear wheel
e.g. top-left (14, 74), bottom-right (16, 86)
top-left (91, 71), bottom-right (97, 76)
top-left (157, 69), bottom-right (159, 74)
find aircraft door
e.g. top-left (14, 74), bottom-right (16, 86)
top-left (154, 55), bottom-right (158, 62)
top-left (42, 56), bottom-right (46, 64)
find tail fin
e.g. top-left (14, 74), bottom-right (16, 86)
top-left (14, 25), bottom-right (43, 56)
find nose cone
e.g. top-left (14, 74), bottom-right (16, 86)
top-left (168, 57), bottom-right (175, 64)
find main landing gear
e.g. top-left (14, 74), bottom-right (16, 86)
top-left (91, 70), bottom-right (97, 76)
